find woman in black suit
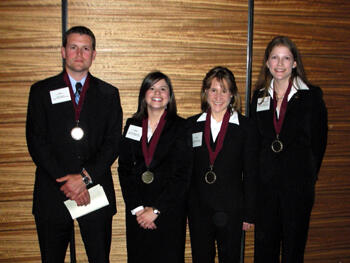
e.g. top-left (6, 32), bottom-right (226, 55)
top-left (187, 66), bottom-right (258, 263)
top-left (251, 36), bottom-right (328, 263)
top-left (118, 71), bottom-right (190, 263)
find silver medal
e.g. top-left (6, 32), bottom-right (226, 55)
top-left (71, 126), bottom-right (84, 140)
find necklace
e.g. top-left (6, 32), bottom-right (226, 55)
top-left (275, 95), bottom-right (284, 101)
top-left (273, 82), bottom-right (287, 101)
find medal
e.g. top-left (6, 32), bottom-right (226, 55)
top-left (71, 126), bottom-right (84, 140)
top-left (141, 111), bottom-right (167, 184)
top-left (271, 136), bottom-right (283, 153)
top-left (272, 80), bottom-right (293, 154)
top-left (203, 109), bottom-right (230, 184)
top-left (205, 166), bottom-right (217, 184)
top-left (141, 170), bottom-right (154, 184)
top-left (63, 72), bottom-right (90, 142)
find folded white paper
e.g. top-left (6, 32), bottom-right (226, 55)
top-left (64, 184), bottom-right (109, 219)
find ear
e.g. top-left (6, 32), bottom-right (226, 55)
top-left (61, 47), bottom-right (66, 59)
top-left (92, 50), bottom-right (97, 61)
top-left (292, 61), bottom-right (297, 68)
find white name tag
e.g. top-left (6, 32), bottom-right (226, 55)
top-left (125, 125), bottom-right (142, 141)
top-left (50, 87), bottom-right (71, 104)
top-left (257, 97), bottom-right (270, 112)
top-left (192, 132), bottom-right (203, 148)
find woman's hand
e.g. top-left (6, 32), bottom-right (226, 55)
top-left (136, 207), bottom-right (158, 230)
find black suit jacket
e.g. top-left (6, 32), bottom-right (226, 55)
top-left (187, 112), bottom-right (258, 223)
top-left (26, 71), bottom-right (122, 220)
top-left (250, 81), bottom-right (328, 187)
top-left (118, 114), bottom-right (191, 214)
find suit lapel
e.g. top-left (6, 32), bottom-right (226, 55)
top-left (193, 114), bottom-right (239, 163)
top-left (256, 96), bottom-right (276, 139)
top-left (149, 117), bottom-right (177, 169)
top-left (79, 74), bottom-right (99, 125)
top-left (49, 72), bottom-right (76, 123)
top-left (221, 122), bottom-right (238, 145)
top-left (192, 118), bottom-right (206, 150)
top-left (280, 90), bottom-right (306, 143)
top-left (214, 121), bottom-right (241, 164)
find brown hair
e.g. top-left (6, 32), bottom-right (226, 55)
top-left (133, 71), bottom-right (177, 120)
top-left (63, 26), bottom-right (96, 50)
top-left (201, 66), bottom-right (241, 113)
top-left (255, 36), bottom-right (310, 95)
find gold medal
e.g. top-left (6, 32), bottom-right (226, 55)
top-left (204, 170), bottom-right (217, 184)
top-left (141, 170), bottom-right (154, 184)
top-left (71, 126), bottom-right (84, 140)
top-left (271, 138), bottom-right (283, 153)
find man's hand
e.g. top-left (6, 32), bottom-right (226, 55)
top-left (242, 222), bottom-right (254, 231)
top-left (75, 188), bottom-right (91, 206)
top-left (56, 174), bottom-right (86, 201)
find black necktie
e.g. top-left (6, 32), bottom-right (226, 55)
top-left (75, 82), bottom-right (82, 105)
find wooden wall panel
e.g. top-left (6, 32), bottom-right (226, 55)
top-left (0, 0), bottom-right (61, 262)
top-left (67, 0), bottom-right (249, 118)
top-left (0, 0), bottom-right (350, 262)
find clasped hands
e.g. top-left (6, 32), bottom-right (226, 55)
top-left (136, 207), bottom-right (158, 230)
top-left (56, 174), bottom-right (90, 206)
top-left (242, 222), bottom-right (254, 231)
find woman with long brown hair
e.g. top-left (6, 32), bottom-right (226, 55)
top-left (251, 36), bottom-right (328, 262)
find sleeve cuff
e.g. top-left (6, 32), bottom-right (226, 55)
top-left (131, 206), bottom-right (144, 215)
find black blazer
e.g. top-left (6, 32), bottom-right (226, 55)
top-left (250, 80), bottom-right (328, 187)
top-left (187, 112), bottom-right (258, 223)
top-left (118, 114), bottom-right (191, 214)
top-left (26, 71), bottom-right (122, 220)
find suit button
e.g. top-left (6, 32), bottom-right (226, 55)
top-left (77, 155), bottom-right (81, 159)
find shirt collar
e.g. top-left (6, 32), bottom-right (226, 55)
top-left (267, 77), bottom-right (309, 101)
top-left (68, 74), bottom-right (87, 93)
top-left (196, 111), bottom-right (239, 125)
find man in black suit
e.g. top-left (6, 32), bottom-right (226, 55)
top-left (26, 26), bottom-right (122, 262)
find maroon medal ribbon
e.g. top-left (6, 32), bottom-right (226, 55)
top-left (273, 80), bottom-right (293, 136)
top-left (204, 109), bottom-right (230, 167)
top-left (142, 111), bottom-right (167, 167)
top-left (63, 72), bottom-right (90, 122)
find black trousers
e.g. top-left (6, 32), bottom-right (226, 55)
top-left (125, 209), bottom-right (186, 263)
top-left (188, 208), bottom-right (243, 263)
top-left (35, 209), bottom-right (113, 263)
top-left (254, 183), bottom-right (315, 263)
